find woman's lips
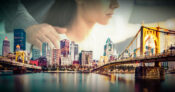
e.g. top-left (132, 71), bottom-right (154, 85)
top-left (106, 13), bottom-right (113, 17)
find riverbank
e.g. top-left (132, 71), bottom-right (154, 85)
top-left (46, 71), bottom-right (81, 73)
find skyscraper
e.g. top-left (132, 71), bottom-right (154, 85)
top-left (47, 47), bottom-right (52, 66)
top-left (0, 34), bottom-right (5, 55)
top-left (70, 41), bottom-right (75, 61)
top-left (42, 42), bottom-right (48, 57)
top-left (32, 48), bottom-right (41, 60)
top-left (52, 48), bottom-right (61, 66)
top-left (14, 29), bottom-right (26, 52)
top-left (60, 39), bottom-right (69, 57)
top-left (70, 41), bottom-right (79, 63)
top-left (42, 42), bottom-right (51, 66)
top-left (104, 38), bottom-right (114, 57)
top-left (74, 44), bottom-right (79, 60)
top-left (2, 37), bottom-right (10, 56)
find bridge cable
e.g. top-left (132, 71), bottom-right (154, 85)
top-left (118, 29), bottom-right (141, 59)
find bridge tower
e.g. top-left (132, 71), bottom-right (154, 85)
top-left (140, 24), bottom-right (160, 67)
top-left (15, 45), bottom-right (26, 63)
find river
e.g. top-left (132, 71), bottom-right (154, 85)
top-left (0, 73), bottom-right (175, 92)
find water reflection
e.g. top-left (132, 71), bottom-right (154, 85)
top-left (86, 73), bottom-right (110, 92)
top-left (135, 79), bottom-right (163, 92)
top-left (0, 73), bottom-right (175, 92)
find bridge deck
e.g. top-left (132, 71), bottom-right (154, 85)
top-left (92, 51), bottom-right (175, 72)
top-left (0, 57), bottom-right (41, 70)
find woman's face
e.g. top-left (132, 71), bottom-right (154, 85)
top-left (81, 0), bottom-right (119, 25)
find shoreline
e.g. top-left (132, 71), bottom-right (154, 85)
top-left (45, 71), bottom-right (135, 74)
top-left (1, 70), bottom-right (175, 75)
top-left (45, 71), bottom-right (81, 73)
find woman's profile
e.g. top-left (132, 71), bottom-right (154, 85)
top-left (25, 0), bottom-right (119, 49)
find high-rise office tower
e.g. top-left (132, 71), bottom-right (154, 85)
top-left (14, 29), bottom-right (26, 52)
top-left (2, 37), bottom-right (10, 56)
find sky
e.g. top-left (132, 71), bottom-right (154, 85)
top-left (78, 0), bottom-right (175, 60)
top-left (0, 0), bottom-right (140, 60)
top-left (78, 0), bottom-right (143, 59)
top-left (0, 0), bottom-right (175, 60)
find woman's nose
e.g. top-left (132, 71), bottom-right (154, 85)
top-left (110, 0), bottom-right (119, 9)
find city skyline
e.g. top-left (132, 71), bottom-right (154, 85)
top-left (0, 29), bottom-right (98, 67)
top-left (0, 0), bottom-right (175, 92)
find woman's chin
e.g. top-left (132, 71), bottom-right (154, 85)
top-left (98, 20), bottom-right (110, 25)
top-left (98, 22), bottom-right (109, 25)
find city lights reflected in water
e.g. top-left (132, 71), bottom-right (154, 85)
top-left (0, 73), bottom-right (175, 92)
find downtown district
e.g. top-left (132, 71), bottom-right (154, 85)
top-left (1, 29), bottom-right (117, 71)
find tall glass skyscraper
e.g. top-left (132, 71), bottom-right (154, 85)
top-left (14, 29), bottom-right (26, 52)
top-left (42, 42), bottom-right (51, 66)
top-left (42, 42), bottom-right (49, 57)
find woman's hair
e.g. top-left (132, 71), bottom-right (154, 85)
top-left (44, 0), bottom-right (77, 27)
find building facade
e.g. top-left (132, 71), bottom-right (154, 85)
top-left (52, 48), bottom-right (61, 66)
top-left (42, 42), bottom-right (51, 66)
top-left (103, 38), bottom-right (114, 63)
top-left (70, 41), bottom-right (79, 64)
top-left (32, 48), bottom-right (41, 60)
top-left (14, 29), bottom-right (26, 52)
top-left (70, 41), bottom-right (75, 62)
top-left (60, 55), bottom-right (72, 66)
top-left (80, 50), bottom-right (93, 66)
top-left (38, 57), bottom-right (47, 67)
top-left (30, 60), bottom-right (39, 66)
top-left (42, 42), bottom-right (48, 57)
top-left (74, 44), bottom-right (79, 60)
top-left (0, 34), bottom-right (5, 55)
top-left (2, 37), bottom-right (10, 56)
top-left (60, 39), bottom-right (69, 57)
top-left (104, 38), bottom-right (114, 57)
